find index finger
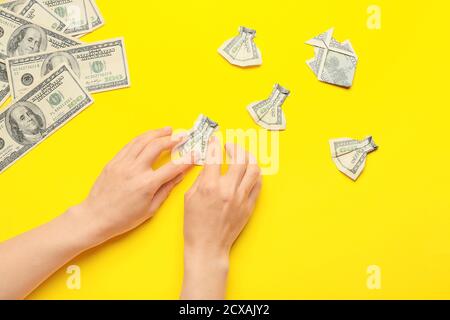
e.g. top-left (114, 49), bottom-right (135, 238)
top-left (152, 153), bottom-right (194, 186)
top-left (116, 127), bottom-right (173, 162)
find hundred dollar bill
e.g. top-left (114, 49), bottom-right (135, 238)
top-left (0, 8), bottom-right (81, 61)
top-left (175, 114), bottom-right (219, 165)
top-left (58, 0), bottom-right (104, 37)
top-left (42, 0), bottom-right (89, 35)
top-left (218, 26), bottom-right (262, 67)
top-left (0, 64), bottom-right (93, 173)
top-left (6, 38), bottom-right (130, 99)
top-left (0, 0), bottom-right (25, 13)
top-left (86, 0), bottom-right (103, 31)
top-left (329, 136), bottom-right (378, 180)
top-left (0, 0), bottom-right (67, 32)
top-left (247, 84), bottom-right (290, 131)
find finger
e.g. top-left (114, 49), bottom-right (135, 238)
top-left (153, 155), bottom-right (194, 186)
top-left (202, 136), bottom-right (222, 180)
top-left (117, 127), bottom-right (173, 162)
top-left (136, 135), bottom-right (182, 167)
top-left (172, 131), bottom-right (189, 141)
top-left (247, 176), bottom-right (262, 213)
top-left (186, 171), bottom-right (202, 196)
top-left (172, 148), bottom-right (198, 166)
top-left (225, 143), bottom-right (248, 188)
top-left (238, 153), bottom-right (261, 196)
top-left (148, 173), bottom-right (184, 214)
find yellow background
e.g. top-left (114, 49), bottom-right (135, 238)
top-left (0, 0), bottom-right (449, 299)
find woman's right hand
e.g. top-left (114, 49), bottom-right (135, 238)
top-left (181, 137), bottom-right (262, 299)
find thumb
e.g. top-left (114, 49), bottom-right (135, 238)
top-left (148, 173), bottom-right (184, 214)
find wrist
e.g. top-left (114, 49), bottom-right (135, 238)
top-left (184, 245), bottom-right (230, 273)
top-left (64, 203), bottom-right (110, 250)
top-left (181, 244), bottom-right (230, 300)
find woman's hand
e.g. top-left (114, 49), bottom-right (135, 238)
top-left (181, 137), bottom-right (262, 299)
top-left (0, 127), bottom-right (194, 299)
top-left (73, 126), bottom-right (194, 245)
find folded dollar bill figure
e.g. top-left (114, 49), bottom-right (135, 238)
top-left (306, 28), bottom-right (358, 88)
top-left (329, 136), bottom-right (378, 180)
top-left (247, 84), bottom-right (290, 131)
top-left (218, 26), bottom-right (262, 67)
top-left (175, 114), bottom-right (219, 165)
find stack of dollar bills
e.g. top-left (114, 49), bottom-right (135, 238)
top-left (0, 0), bottom-right (130, 173)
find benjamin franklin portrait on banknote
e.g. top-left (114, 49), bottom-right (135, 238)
top-left (7, 24), bottom-right (48, 57)
top-left (41, 52), bottom-right (81, 77)
top-left (6, 102), bottom-right (46, 145)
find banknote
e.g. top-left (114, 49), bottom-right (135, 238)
top-left (329, 136), bottom-right (378, 180)
top-left (0, 64), bottom-right (93, 173)
top-left (66, 0), bottom-right (104, 37)
top-left (0, 0), bottom-right (67, 32)
top-left (0, 0), bottom-right (25, 13)
top-left (86, 0), bottom-right (103, 31)
top-left (175, 114), bottom-right (219, 165)
top-left (247, 84), bottom-right (290, 131)
top-left (306, 28), bottom-right (358, 88)
top-left (6, 38), bottom-right (130, 99)
top-left (0, 8), bottom-right (81, 61)
top-left (218, 26), bottom-right (262, 67)
top-left (42, 0), bottom-right (89, 35)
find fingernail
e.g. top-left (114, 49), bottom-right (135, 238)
top-left (172, 135), bottom-right (183, 142)
top-left (163, 126), bottom-right (172, 132)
